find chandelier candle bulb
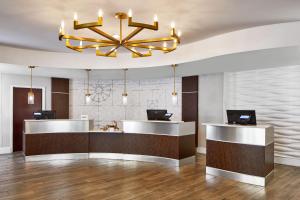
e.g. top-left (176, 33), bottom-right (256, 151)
top-left (60, 20), bottom-right (65, 34)
top-left (61, 20), bottom-right (65, 29)
top-left (74, 13), bottom-right (78, 21)
top-left (171, 21), bottom-right (175, 29)
top-left (79, 40), bottom-right (83, 48)
top-left (128, 9), bottom-right (132, 18)
top-left (98, 9), bottom-right (103, 18)
top-left (178, 30), bottom-right (182, 37)
top-left (154, 14), bottom-right (158, 22)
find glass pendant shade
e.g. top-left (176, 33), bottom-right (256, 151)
top-left (28, 90), bottom-right (34, 104)
top-left (172, 92), bottom-right (178, 105)
top-left (28, 66), bottom-right (35, 105)
top-left (122, 69), bottom-right (128, 105)
top-left (122, 93), bottom-right (128, 105)
top-left (85, 94), bottom-right (91, 104)
top-left (171, 64), bottom-right (178, 106)
top-left (85, 69), bottom-right (92, 105)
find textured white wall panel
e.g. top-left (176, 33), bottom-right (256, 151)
top-left (198, 73), bottom-right (224, 148)
top-left (224, 66), bottom-right (300, 159)
top-left (70, 78), bottom-right (181, 129)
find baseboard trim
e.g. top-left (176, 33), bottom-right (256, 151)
top-left (196, 147), bottom-right (206, 154)
top-left (0, 147), bottom-right (12, 154)
top-left (275, 156), bottom-right (300, 167)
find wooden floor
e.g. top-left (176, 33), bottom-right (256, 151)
top-left (0, 153), bottom-right (299, 200)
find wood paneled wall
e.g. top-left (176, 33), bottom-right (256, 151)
top-left (51, 78), bottom-right (69, 119)
top-left (182, 76), bottom-right (199, 147)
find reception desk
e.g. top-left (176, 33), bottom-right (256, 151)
top-left (24, 120), bottom-right (195, 166)
top-left (204, 123), bottom-right (274, 186)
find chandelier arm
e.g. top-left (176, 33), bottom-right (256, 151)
top-left (96, 48), bottom-right (117, 57)
top-left (105, 45), bottom-right (120, 56)
top-left (84, 44), bottom-right (117, 49)
top-left (66, 41), bottom-right (116, 52)
top-left (64, 39), bottom-right (82, 52)
top-left (131, 49), bottom-right (152, 58)
top-left (126, 43), bottom-right (175, 52)
top-left (128, 17), bottom-right (158, 30)
top-left (171, 28), bottom-right (181, 44)
top-left (123, 45), bottom-right (144, 57)
top-left (88, 27), bottom-right (119, 42)
top-left (122, 27), bottom-right (143, 43)
top-left (74, 18), bottom-right (103, 30)
top-left (66, 45), bottom-right (83, 52)
top-left (61, 34), bottom-right (116, 44)
top-left (125, 37), bottom-right (176, 45)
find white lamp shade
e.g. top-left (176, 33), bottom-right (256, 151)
top-left (172, 94), bottom-right (178, 105)
top-left (122, 95), bottom-right (128, 105)
top-left (28, 91), bottom-right (34, 104)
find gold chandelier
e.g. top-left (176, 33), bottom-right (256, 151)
top-left (59, 10), bottom-right (181, 58)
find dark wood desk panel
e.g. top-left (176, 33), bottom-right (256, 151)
top-left (25, 133), bottom-right (89, 156)
top-left (89, 132), bottom-right (123, 153)
top-left (24, 132), bottom-right (195, 161)
top-left (178, 134), bottom-right (196, 159)
top-left (206, 140), bottom-right (274, 177)
top-left (123, 133), bottom-right (179, 159)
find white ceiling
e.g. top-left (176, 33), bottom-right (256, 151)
top-left (0, 0), bottom-right (300, 53)
top-left (1, 46), bottom-right (300, 80)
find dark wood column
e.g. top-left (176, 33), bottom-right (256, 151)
top-left (182, 76), bottom-right (199, 147)
top-left (51, 78), bottom-right (69, 119)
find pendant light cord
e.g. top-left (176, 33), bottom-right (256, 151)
top-left (87, 70), bottom-right (90, 94)
top-left (124, 69), bottom-right (127, 94)
top-left (173, 64), bottom-right (176, 93)
top-left (30, 67), bottom-right (33, 92)
top-left (120, 19), bottom-right (123, 44)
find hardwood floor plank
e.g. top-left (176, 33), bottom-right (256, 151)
top-left (0, 153), bottom-right (299, 200)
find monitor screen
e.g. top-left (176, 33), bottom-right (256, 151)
top-left (33, 110), bottom-right (56, 120)
top-left (227, 110), bottom-right (256, 125)
top-left (147, 109), bottom-right (169, 121)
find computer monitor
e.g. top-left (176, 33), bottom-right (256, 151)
top-left (147, 109), bottom-right (172, 121)
top-left (33, 110), bottom-right (56, 120)
top-left (226, 110), bottom-right (256, 125)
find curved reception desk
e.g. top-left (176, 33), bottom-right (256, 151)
top-left (24, 120), bottom-right (195, 167)
top-left (204, 123), bottom-right (274, 186)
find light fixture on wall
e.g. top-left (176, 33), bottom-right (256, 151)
top-left (85, 69), bottom-right (92, 104)
top-left (59, 10), bottom-right (181, 58)
top-left (122, 69), bottom-right (128, 105)
top-left (171, 64), bottom-right (178, 105)
top-left (28, 66), bottom-right (35, 104)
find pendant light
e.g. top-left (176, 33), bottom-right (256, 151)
top-left (85, 69), bottom-right (92, 104)
top-left (122, 68), bottom-right (128, 105)
top-left (171, 64), bottom-right (178, 105)
top-left (28, 66), bottom-right (35, 104)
